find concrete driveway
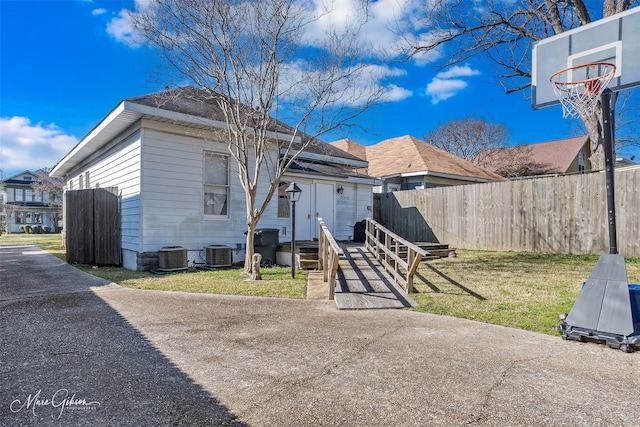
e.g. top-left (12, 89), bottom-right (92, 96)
top-left (1, 246), bottom-right (638, 426)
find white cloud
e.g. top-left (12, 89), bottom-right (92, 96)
top-left (425, 65), bottom-right (481, 103)
top-left (101, 0), bottom-right (414, 106)
top-left (380, 84), bottom-right (413, 102)
top-left (303, 0), bottom-right (420, 59)
top-left (106, 10), bottom-right (141, 47)
top-left (92, 8), bottom-right (107, 16)
top-left (0, 117), bottom-right (77, 175)
top-left (275, 61), bottom-right (411, 107)
top-left (105, 0), bottom-right (152, 47)
top-left (426, 78), bottom-right (468, 103)
top-left (435, 65), bottom-right (481, 79)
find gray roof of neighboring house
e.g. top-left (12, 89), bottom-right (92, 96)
top-left (2, 169), bottom-right (56, 186)
top-left (51, 87), bottom-right (367, 178)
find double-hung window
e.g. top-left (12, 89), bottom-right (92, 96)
top-left (204, 151), bottom-right (229, 216)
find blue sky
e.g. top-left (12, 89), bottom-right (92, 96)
top-left (1, 0), bottom-right (638, 178)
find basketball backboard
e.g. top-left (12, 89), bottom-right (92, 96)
top-left (532, 7), bottom-right (640, 109)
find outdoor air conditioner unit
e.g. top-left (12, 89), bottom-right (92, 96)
top-left (205, 245), bottom-right (232, 268)
top-left (158, 246), bottom-right (188, 271)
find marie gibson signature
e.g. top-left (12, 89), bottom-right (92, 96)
top-left (10, 388), bottom-right (100, 420)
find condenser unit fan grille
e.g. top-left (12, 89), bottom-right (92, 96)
top-left (206, 245), bottom-right (232, 267)
top-left (158, 246), bottom-right (188, 271)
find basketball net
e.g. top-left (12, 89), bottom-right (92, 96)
top-left (549, 62), bottom-right (616, 119)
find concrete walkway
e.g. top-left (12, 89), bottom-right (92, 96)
top-left (1, 246), bottom-right (639, 426)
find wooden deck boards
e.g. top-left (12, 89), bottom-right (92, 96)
top-left (334, 243), bottom-right (417, 310)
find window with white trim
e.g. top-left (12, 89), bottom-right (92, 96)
top-left (204, 151), bottom-right (229, 216)
top-left (578, 152), bottom-right (587, 174)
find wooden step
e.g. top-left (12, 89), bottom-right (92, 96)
top-left (300, 259), bottom-right (318, 270)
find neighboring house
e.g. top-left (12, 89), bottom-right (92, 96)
top-left (616, 156), bottom-right (638, 168)
top-left (477, 135), bottom-right (591, 178)
top-left (331, 135), bottom-right (504, 192)
top-left (50, 87), bottom-right (378, 271)
top-left (1, 170), bottom-right (61, 233)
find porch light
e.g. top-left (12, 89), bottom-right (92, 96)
top-left (285, 182), bottom-right (302, 278)
top-left (285, 182), bottom-right (302, 202)
top-left (337, 185), bottom-right (344, 195)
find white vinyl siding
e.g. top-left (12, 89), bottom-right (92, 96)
top-left (67, 128), bottom-right (142, 252)
top-left (140, 125), bottom-right (246, 252)
top-left (56, 116), bottom-right (375, 269)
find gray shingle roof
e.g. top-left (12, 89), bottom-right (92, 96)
top-left (126, 87), bottom-right (365, 163)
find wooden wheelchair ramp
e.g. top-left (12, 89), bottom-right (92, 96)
top-left (334, 243), bottom-right (417, 310)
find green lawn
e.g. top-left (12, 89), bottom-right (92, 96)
top-left (77, 265), bottom-right (308, 299)
top-left (413, 252), bottom-right (640, 335)
top-left (3, 232), bottom-right (638, 336)
top-left (0, 232), bottom-right (63, 248)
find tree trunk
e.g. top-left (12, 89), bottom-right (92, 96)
top-left (585, 111), bottom-right (606, 171)
top-left (244, 222), bottom-right (256, 276)
top-left (583, 89), bottom-right (619, 171)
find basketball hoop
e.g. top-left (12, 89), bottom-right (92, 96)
top-left (549, 62), bottom-right (616, 119)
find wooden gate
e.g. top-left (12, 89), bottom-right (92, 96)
top-left (66, 188), bottom-right (120, 265)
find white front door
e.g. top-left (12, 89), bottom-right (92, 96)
top-left (314, 182), bottom-right (335, 238)
top-left (294, 182), bottom-right (312, 241)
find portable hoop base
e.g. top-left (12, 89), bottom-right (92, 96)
top-left (558, 255), bottom-right (640, 353)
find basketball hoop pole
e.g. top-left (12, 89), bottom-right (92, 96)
top-left (601, 89), bottom-right (618, 254)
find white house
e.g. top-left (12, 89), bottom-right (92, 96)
top-left (50, 87), bottom-right (377, 270)
top-left (1, 170), bottom-right (61, 234)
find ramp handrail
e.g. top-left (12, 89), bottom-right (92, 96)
top-left (365, 218), bottom-right (427, 293)
top-left (318, 217), bottom-right (343, 300)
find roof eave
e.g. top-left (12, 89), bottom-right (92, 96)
top-left (50, 100), bottom-right (303, 178)
top-left (50, 102), bottom-right (135, 178)
top-left (380, 170), bottom-right (500, 182)
top-left (284, 149), bottom-right (368, 168)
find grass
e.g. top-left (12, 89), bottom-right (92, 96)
top-left (0, 232), bottom-right (67, 262)
top-left (3, 233), bottom-right (639, 336)
top-left (413, 251), bottom-right (640, 335)
top-left (0, 232), bottom-right (63, 248)
top-left (0, 232), bottom-right (306, 299)
top-left (76, 265), bottom-right (308, 299)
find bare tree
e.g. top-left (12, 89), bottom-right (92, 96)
top-left (133, 0), bottom-right (380, 275)
top-left (405, 0), bottom-right (638, 170)
top-left (423, 116), bottom-right (509, 162)
top-left (32, 169), bottom-right (63, 231)
top-left (476, 145), bottom-right (562, 178)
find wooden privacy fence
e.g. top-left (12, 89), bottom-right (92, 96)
top-left (318, 217), bottom-right (343, 300)
top-left (66, 188), bottom-right (120, 265)
top-left (379, 167), bottom-right (640, 257)
top-left (364, 218), bottom-right (427, 293)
